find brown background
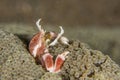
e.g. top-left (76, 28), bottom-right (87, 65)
top-left (0, 0), bottom-right (120, 27)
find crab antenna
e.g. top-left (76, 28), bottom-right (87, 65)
top-left (36, 19), bottom-right (42, 31)
top-left (49, 26), bottom-right (64, 46)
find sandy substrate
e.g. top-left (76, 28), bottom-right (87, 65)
top-left (0, 30), bottom-right (120, 80)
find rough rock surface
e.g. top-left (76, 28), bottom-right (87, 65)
top-left (0, 30), bottom-right (46, 80)
top-left (40, 72), bottom-right (62, 80)
top-left (49, 40), bottom-right (120, 80)
top-left (0, 30), bottom-right (120, 80)
top-left (0, 30), bottom-right (27, 71)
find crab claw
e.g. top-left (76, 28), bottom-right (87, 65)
top-left (42, 53), bottom-right (54, 72)
top-left (29, 19), bottom-right (46, 62)
top-left (53, 51), bottom-right (69, 73)
top-left (59, 36), bottom-right (69, 45)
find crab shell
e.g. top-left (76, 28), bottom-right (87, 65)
top-left (29, 31), bottom-right (57, 60)
top-left (29, 32), bottom-right (46, 58)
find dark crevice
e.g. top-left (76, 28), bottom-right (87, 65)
top-left (15, 34), bottom-right (31, 46)
top-left (87, 72), bottom-right (95, 77)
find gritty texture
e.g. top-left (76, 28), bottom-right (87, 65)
top-left (0, 30), bottom-right (120, 80)
top-left (0, 30), bottom-right (46, 80)
top-left (49, 40), bottom-right (120, 80)
top-left (40, 72), bottom-right (62, 80)
top-left (0, 30), bottom-right (25, 66)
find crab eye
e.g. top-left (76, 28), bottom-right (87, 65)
top-left (45, 32), bottom-right (51, 39)
top-left (49, 31), bottom-right (57, 39)
top-left (45, 32), bottom-right (57, 41)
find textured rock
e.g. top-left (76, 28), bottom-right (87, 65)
top-left (0, 30), bottom-right (25, 66)
top-left (40, 72), bottom-right (62, 80)
top-left (49, 40), bottom-right (120, 80)
top-left (0, 30), bottom-right (120, 80)
top-left (0, 30), bottom-right (46, 80)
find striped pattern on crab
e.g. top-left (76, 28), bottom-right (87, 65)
top-left (29, 19), bottom-right (69, 73)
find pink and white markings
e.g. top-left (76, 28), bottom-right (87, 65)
top-left (29, 19), bottom-right (69, 73)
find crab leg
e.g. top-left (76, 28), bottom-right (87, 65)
top-left (53, 51), bottom-right (69, 73)
top-left (49, 26), bottom-right (64, 46)
top-left (42, 53), bottom-right (54, 72)
top-left (36, 19), bottom-right (42, 31)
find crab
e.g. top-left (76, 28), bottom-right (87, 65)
top-left (29, 19), bottom-right (70, 73)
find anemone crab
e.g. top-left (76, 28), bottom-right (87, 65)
top-left (29, 19), bottom-right (70, 73)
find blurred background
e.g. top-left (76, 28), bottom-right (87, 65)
top-left (0, 0), bottom-right (120, 65)
top-left (1, 0), bottom-right (120, 26)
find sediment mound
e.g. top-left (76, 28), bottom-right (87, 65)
top-left (0, 30), bottom-right (120, 80)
